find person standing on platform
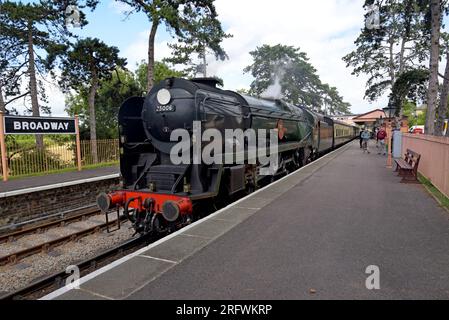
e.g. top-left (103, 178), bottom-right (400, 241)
top-left (361, 128), bottom-right (371, 153)
top-left (359, 127), bottom-right (364, 148)
top-left (377, 126), bottom-right (387, 156)
top-left (374, 127), bottom-right (379, 150)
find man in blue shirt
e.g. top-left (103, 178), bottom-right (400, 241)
top-left (361, 129), bottom-right (371, 154)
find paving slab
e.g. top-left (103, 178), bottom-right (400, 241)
top-left (80, 256), bottom-right (174, 299)
top-left (55, 288), bottom-right (109, 300)
top-left (181, 218), bottom-right (239, 239)
top-left (140, 234), bottom-right (211, 263)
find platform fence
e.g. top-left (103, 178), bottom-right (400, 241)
top-left (0, 139), bottom-right (119, 179)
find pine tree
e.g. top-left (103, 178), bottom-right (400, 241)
top-left (343, 0), bottom-right (428, 102)
top-left (59, 38), bottom-right (126, 163)
top-left (425, 0), bottom-right (441, 135)
top-left (117, 0), bottom-right (229, 91)
top-left (0, 0), bottom-right (98, 147)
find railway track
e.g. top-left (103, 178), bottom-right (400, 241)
top-left (0, 235), bottom-right (153, 300)
top-left (0, 206), bottom-right (122, 266)
top-left (0, 205), bottom-right (101, 242)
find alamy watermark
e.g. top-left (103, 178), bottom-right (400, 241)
top-left (365, 4), bottom-right (381, 30)
top-left (170, 121), bottom-right (279, 175)
top-left (65, 265), bottom-right (80, 289)
top-left (365, 265), bottom-right (380, 290)
top-left (65, 5), bottom-right (81, 28)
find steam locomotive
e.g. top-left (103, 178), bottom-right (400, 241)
top-left (97, 77), bottom-right (358, 234)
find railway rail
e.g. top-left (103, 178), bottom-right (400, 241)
top-left (0, 206), bottom-right (122, 266)
top-left (0, 205), bottom-right (101, 242)
top-left (0, 235), bottom-right (152, 300)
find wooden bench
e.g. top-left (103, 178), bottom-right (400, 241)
top-left (394, 149), bottom-right (421, 183)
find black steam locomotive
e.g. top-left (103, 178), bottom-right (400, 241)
top-left (97, 77), bottom-right (358, 234)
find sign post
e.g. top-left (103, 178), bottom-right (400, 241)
top-left (0, 112), bottom-right (8, 181)
top-left (75, 115), bottom-right (82, 171)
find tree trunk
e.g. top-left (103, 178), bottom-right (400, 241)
top-left (28, 21), bottom-right (43, 150)
top-left (88, 71), bottom-right (99, 164)
top-left (426, 0), bottom-right (441, 136)
top-left (147, 20), bottom-right (159, 92)
top-left (388, 36), bottom-right (396, 86)
top-left (399, 38), bottom-right (406, 75)
top-left (436, 50), bottom-right (449, 136)
top-left (202, 46), bottom-right (207, 77)
top-left (0, 84), bottom-right (5, 113)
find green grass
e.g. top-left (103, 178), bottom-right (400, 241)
top-left (418, 173), bottom-right (449, 211)
top-left (6, 161), bottom-right (118, 180)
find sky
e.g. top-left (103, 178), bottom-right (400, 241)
top-left (14, 0), bottom-right (391, 116)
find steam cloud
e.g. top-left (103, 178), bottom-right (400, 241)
top-left (260, 57), bottom-right (293, 100)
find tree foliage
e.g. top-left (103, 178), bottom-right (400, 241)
top-left (135, 60), bottom-right (185, 94)
top-left (59, 37), bottom-right (126, 162)
top-left (244, 44), bottom-right (351, 115)
top-left (65, 61), bottom-right (181, 139)
top-left (59, 38), bottom-right (126, 91)
top-left (343, 0), bottom-right (429, 102)
top-left (0, 0), bottom-right (98, 113)
top-left (389, 68), bottom-right (429, 113)
top-left (117, 0), bottom-right (229, 90)
top-left (65, 68), bottom-right (141, 139)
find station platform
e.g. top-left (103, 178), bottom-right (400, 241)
top-left (46, 141), bottom-right (449, 300)
top-left (0, 166), bottom-right (119, 195)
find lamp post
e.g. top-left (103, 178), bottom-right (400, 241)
top-left (383, 104), bottom-right (396, 169)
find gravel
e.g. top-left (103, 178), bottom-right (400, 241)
top-left (0, 220), bottom-right (135, 293)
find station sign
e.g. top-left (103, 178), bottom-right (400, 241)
top-left (2, 115), bottom-right (76, 135)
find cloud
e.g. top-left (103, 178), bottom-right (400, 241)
top-left (108, 1), bottom-right (134, 15)
top-left (7, 73), bottom-right (67, 117)
top-left (123, 29), bottom-right (175, 70)
top-left (205, 0), bottom-right (387, 114)
top-left (8, 0), bottom-right (391, 116)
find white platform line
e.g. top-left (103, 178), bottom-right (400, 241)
top-left (41, 143), bottom-right (350, 300)
top-left (0, 174), bottom-right (120, 198)
top-left (138, 255), bottom-right (177, 264)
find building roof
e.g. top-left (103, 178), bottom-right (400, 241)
top-left (352, 109), bottom-right (386, 122)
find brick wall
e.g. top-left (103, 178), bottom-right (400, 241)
top-left (0, 177), bottom-right (120, 227)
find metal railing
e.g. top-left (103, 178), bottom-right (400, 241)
top-left (0, 139), bottom-right (119, 178)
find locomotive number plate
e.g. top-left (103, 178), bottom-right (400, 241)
top-left (155, 105), bottom-right (176, 113)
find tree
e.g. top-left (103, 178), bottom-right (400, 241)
top-left (0, 24), bottom-right (27, 114)
top-left (320, 84), bottom-right (351, 115)
top-left (117, 0), bottom-right (229, 91)
top-left (65, 61), bottom-right (182, 139)
top-left (402, 101), bottom-right (426, 126)
top-left (435, 47), bottom-right (449, 136)
top-left (426, 0), bottom-right (441, 135)
top-left (163, 13), bottom-right (231, 76)
top-left (0, 0), bottom-right (98, 147)
top-left (59, 38), bottom-right (126, 163)
top-left (65, 67), bottom-right (142, 139)
top-left (389, 68), bottom-right (429, 113)
top-left (135, 60), bottom-right (185, 94)
top-left (244, 44), bottom-right (351, 114)
top-left (343, 0), bottom-right (428, 102)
